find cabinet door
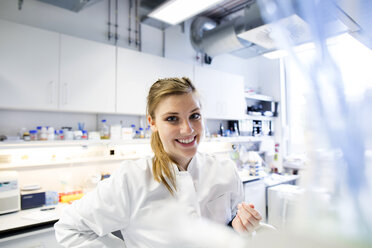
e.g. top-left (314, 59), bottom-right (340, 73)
top-left (0, 20), bottom-right (59, 110)
top-left (194, 66), bottom-right (246, 120)
top-left (59, 35), bottom-right (116, 113)
top-left (117, 48), bottom-right (193, 115)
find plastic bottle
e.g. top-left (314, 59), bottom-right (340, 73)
top-left (139, 127), bottom-right (145, 138)
top-left (135, 130), bottom-right (140, 139)
top-left (47, 127), bottom-right (55, 141)
top-left (40, 127), bottom-right (48, 141)
top-left (81, 130), bottom-right (88, 140)
top-left (36, 126), bottom-right (42, 140)
top-left (29, 130), bottom-right (38, 141)
top-left (100, 119), bottom-right (110, 139)
top-left (131, 124), bottom-right (136, 139)
top-left (23, 132), bottom-right (31, 141)
top-left (58, 130), bottom-right (64, 140)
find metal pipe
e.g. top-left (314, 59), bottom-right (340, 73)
top-left (108, 0), bottom-right (112, 40)
top-left (138, 1), bottom-right (142, 52)
top-left (18, 0), bottom-right (23, 10)
top-left (135, 0), bottom-right (140, 48)
top-left (128, 0), bottom-right (132, 45)
top-left (114, 0), bottom-right (119, 44)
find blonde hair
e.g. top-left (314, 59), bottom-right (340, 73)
top-left (146, 77), bottom-right (198, 194)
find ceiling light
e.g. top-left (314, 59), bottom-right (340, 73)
top-left (148, 0), bottom-right (224, 25)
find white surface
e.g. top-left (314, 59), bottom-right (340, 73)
top-left (264, 174), bottom-right (299, 187)
top-left (59, 34), bottom-right (116, 113)
top-left (0, 19), bottom-right (59, 111)
top-left (194, 66), bottom-right (246, 120)
top-left (267, 184), bottom-right (304, 229)
top-left (0, 227), bottom-right (62, 247)
top-left (0, 204), bottom-right (66, 232)
top-left (245, 93), bottom-right (274, 101)
top-left (116, 47), bottom-right (194, 115)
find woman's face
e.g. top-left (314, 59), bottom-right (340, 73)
top-left (148, 92), bottom-right (204, 168)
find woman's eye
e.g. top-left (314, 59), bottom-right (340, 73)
top-left (190, 113), bottom-right (201, 120)
top-left (166, 116), bottom-right (178, 122)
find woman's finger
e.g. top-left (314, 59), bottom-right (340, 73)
top-left (237, 207), bottom-right (259, 230)
top-left (242, 203), bottom-right (262, 221)
top-left (232, 212), bottom-right (247, 233)
top-left (237, 212), bottom-right (254, 232)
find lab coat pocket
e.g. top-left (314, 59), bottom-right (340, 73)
top-left (206, 193), bottom-right (231, 224)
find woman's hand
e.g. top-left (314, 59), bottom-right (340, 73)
top-left (232, 203), bottom-right (262, 233)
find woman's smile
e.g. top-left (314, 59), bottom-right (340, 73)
top-left (175, 135), bottom-right (197, 146)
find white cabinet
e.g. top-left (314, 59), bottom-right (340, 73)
top-left (59, 35), bottom-right (116, 113)
top-left (117, 48), bottom-right (193, 115)
top-left (244, 179), bottom-right (266, 221)
top-left (194, 66), bottom-right (246, 120)
top-left (0, 20), bottom-right (59, 110)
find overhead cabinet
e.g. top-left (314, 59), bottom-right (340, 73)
top-left (0, 20), bottom-right (59, 110)
top-left (194, 66), bottom-right (246, 120)
top-left (117, 47), bottom-right (193, 115)
top-left (0, 20), bottom-right (247, 119)
top-left (59, 35), bottom-right (116, 113)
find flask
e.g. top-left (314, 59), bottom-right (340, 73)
top-left (100, 119), bottom-right (110, 139)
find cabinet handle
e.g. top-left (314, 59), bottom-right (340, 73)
top-left (63, 83), bottom-right (68, 105)
top-left (48, 81), bottom-right (54, 104)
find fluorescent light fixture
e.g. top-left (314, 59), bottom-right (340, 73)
top-left (148, 0), bottom-right (224, 25)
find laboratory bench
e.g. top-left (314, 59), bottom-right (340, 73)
top-left (0, 173), bottom-right (299, 246)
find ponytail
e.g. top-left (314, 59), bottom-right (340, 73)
top-left (151, 131), bottom-right (177, 194)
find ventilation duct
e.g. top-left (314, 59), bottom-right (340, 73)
top-left (190, 1), bottom-right (350, 59)
top-left (37, 0), bottom-right (103, 12)
top-left (190, 2), bottom-right (267, 58)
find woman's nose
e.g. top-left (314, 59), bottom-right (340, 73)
top-left (180, 120), bottom-right (194, 134)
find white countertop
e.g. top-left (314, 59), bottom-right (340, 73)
top-left (0, 204), bottom-right (67, 233)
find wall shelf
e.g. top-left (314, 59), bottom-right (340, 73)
top-left (244, 114), bottom-right (275, 121)
top-left (245, 93), bottom-right (274, 102)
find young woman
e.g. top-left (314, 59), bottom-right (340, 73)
top-left (54, 77), bottom-right (262, 247)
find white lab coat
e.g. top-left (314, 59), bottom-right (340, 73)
top-left (54, 152), bottom-right (244, 248)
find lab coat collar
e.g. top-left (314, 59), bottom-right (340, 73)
top-left (171, 154), bottom-right (198, 176)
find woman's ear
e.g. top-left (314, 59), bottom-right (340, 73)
top-left (147, 115), bottom-right (157, 132)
